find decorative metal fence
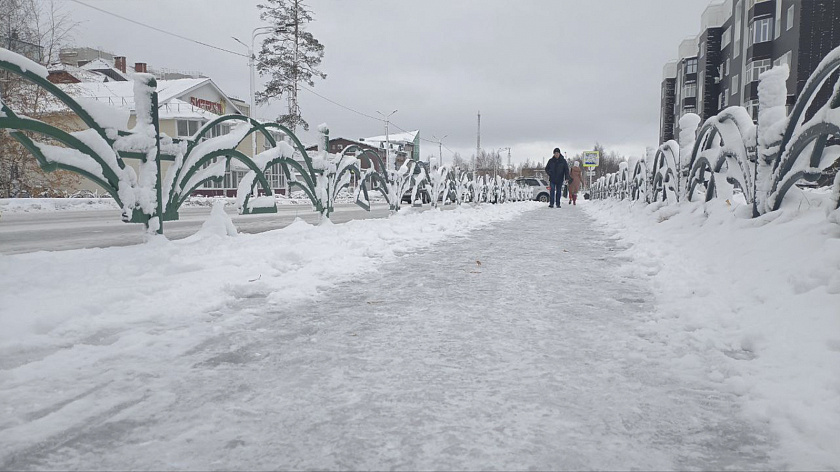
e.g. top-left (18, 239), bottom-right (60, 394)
top-left (592, 46), bottom-right (840, 216)
top-left (0, 48), bottom-right (531, 234)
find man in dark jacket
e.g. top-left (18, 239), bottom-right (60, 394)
top-left (544, 148), bottom-right (570, 208)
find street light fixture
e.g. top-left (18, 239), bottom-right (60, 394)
top-left (376, 109), bottom-right (398, 174)
top-left (432, 134), bottom-right (447, 169)
top-left (232, 23), bottom-right (295, 158)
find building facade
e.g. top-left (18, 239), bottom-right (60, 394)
top-left (659, 0), bottom-right (840, 144)
top-left (37, 48), bottom-right (306, 197)
top-left (360, 130), bottom-right (421, 170)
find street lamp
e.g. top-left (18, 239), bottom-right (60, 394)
top-left (497, 147), bottom-right (510, 179)
top-left (376, 109), bottom-right (397, 174)
top-left (432, 134), bottom-right (447, 169)
top-left (233, 23), bottom-right (295, 158)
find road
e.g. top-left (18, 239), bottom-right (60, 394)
top-left (0, 203), bottom-right (392, 255)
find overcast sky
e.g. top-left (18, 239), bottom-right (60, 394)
top-left (62, 0), bottom-right (712, 166)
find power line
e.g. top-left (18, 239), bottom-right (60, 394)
top-left (67, 2), bottom-right (452, 146)
top-left (299, 86), bottom-right (383, 122)
top-left (68, 0), bottom-right (249, 58)
top-left (299, 87), bottom-right (454, 153)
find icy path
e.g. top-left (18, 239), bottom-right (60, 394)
top-left (1, 205), bottom-right (777, 470)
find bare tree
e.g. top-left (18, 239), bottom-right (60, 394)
top-left (1, 0), bottom-right (79, 197)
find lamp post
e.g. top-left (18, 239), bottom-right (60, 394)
top-left (432, 134), bottom-right (447, 169)
top-left (497, 147), bottom-right (510, 179)
top-left (233, 23), bottom-right (295, 158)
top-left (376, 109), bottom-right (398, 174)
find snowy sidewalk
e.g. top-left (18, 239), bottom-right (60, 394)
top-left (0, 203), bottom-right (778, 470)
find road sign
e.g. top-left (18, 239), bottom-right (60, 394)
top-left (583, 151), bottom-right (599, 168)
top-left (586, 170), bottom-right (596, 176)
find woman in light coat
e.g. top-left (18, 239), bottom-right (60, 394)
top-left (568, 161), bottom-right (583, 205)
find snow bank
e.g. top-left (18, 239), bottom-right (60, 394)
top-left (0, 203), bottom-right (540, 433)
top-left (0, 197), bottom-right (119, 213)
top-left (583, 196), bottom-right (840, 469)
top-left (194, 201), bottom-right (238, 237)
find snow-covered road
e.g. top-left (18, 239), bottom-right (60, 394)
top-left (0, 203), bottom-right (391, 255)
top-left (0, 204), bottom-right (781, 470)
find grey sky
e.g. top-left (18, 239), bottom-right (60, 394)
top-left (63, 0), bottom-right (712, 165)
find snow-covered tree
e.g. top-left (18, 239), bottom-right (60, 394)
top-left (256, 0), bottom-right (326, 133)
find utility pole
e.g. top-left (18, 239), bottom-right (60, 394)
top-left (377, 109), bottom-right (398, 173)
top-left (475, 111), bottom-right (481, 178)
top-left (432, 134), bottom-right (447, 169)
top-left (232, 22), bottom-right (293, 159)
top-left (498, 147), bottom-right (510, 179)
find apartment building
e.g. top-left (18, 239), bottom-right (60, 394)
top-left (660, 0), bottom-right (840, 144)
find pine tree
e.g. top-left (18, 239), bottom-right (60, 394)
top-left (256, 0), bottom-right (326, 133)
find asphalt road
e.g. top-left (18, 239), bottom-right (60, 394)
top-left (0, 203), bottom-right (393, 255)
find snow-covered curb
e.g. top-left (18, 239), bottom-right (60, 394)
top-left (582, 198), bottom-right (840, 469)
top-left (0, 192), bottom-right (388, 214)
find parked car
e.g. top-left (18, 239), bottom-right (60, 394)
top-left (401, 187), bottom-right (431, 204)
top-left (515, 177), bottom-right (550, 202)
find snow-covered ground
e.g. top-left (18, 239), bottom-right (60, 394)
top-left (0, 196), bottom-right (838, 469)
top-left (583, 192), bottom-right (840, 469)
top-left (0, 190), bottom-right (384, 214)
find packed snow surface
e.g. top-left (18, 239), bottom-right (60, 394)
top-left (0, 198), bottom-right (838, 469)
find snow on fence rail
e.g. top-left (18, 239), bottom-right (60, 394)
top-left (592, 46), bottom-right (840, 217)
top-left (0, 47), bottom-right (531, 234)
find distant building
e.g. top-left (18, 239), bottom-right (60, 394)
top-left (1, 34), bottom-right (43, 62)
top-left (57, 47), bottom-right (206, 82)
top-left (38, 47), bottom-right (299, 197)
top-left (659, 0), bottom-right (840, 143)
top-left (360, 130), bottom-right (421, 170)
top-left (305, 138), bottom-right (386, 171)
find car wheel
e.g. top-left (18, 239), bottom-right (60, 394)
top-left (537, 193), bottom-right (549, 203)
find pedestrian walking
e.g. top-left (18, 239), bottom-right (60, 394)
top-left (544, 148), bottom-right (570, 208)
top-left (568, 161), bottom-right (583, 205)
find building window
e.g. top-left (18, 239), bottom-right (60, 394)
top-left (749, 17), bottom-right (773, 46)
top-left (721, 89), bottom-right (729, 108)
top-left (734, 1), bottom-right (742, 58)
top-left (177, 120), bottom-right (205, 137)
top-left (787, 5), bottom-right (794, 31)
top-left (721, 26), bottom-right (731, 49)
top-left (732, 75), bottom-right (739, 95)
top-left (699, 41), bottom-right (705, 59)
top-left (775, 0), bottom-right (782, 38)
top-left (684, 81), bottom-right (697, 98)
top-left (208, 123), bottom-right (231, 138)
top-left (726, 58), bottom-right (731, 76)
top-left (698, 71), bottom-right (704, 99)
top-left (745, 99), bottom-right (760, 120)
top-left (747, 58), bottom-right (772, 83)
top-left (685, 58), bottom-right (698, 74)
top-left (683, 106), bottom-right (696, 116)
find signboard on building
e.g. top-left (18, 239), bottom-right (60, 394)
top-left (583, 150), bottom-right (599, 168)
top-left (190, 97), bottom-right (225, 115)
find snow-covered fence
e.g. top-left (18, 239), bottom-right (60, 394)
top-left (0, 47), bottom-right (530, 235)
top-left (592, 45), bottom-right (840, 217)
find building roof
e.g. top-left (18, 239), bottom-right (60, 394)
top-left (362, 130), bottom-right (419, 144)
top-left (678, 36), bottom-right (699, 60)
top-left (701, 1), bottom-right (729, 29)
top-left (55, 77), bottom-right (242, 116)
top-left (662, 61), bottom-right (678, 80)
